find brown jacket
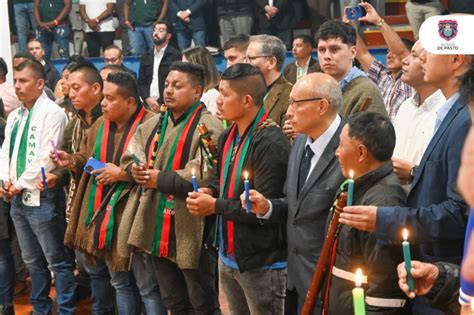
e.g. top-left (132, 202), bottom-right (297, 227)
top-left (264, 75), bottom-right (293, 127)
top-left (118, 108), bottom-right (223, 269)
top-left (64, 109), bottom-right (155, 272)
top-left (283, 57), bottom-right (321, 84)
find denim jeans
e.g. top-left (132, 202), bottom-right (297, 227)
top-left (0, 239), bottom-right (15, 306)
top-left (13, 2), bottom-right (37, 52)
top-left (38, 24), bottom-right (70, 60)
top-left (219, 259), bottom-right (287, 315)
top-left (176, 29), bottom-right (206, 50)
top-left (104, 258), bottom-right (141, 315)
top-left (128, 25), bottom-right (155, 56)
top-left (132, 252), bottom-right (166, 314)
top-left (83, 256), bottom-right (114, 315)
top-left (10, 191), bottom-right (75, 315)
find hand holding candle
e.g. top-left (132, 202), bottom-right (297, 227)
top-left (191, 168), bottom-right (199, 192)
top-left (244, 171), bottom-right (251, 214)
top-left (352, 268), bottom-right (366, 315)
top-left (41, 167), bottom-right (48, 191)
top-left (347, 170), bottom-right (354, 206)
top-left (402, 228), bottom-right (415, 293)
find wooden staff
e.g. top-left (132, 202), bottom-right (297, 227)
top-left (197, 123), bottom-right (218, 168)
top-left (301, 192), bottom-right (348, 315)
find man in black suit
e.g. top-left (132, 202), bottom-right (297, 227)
top-left (246, 72), bottom-right (345, 313)
top-left (255, 0), bottom-right (296, 49)
top-left (137, 20), bottom-right (182, 113)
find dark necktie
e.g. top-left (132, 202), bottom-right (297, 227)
top-left (298, 145), bottom-right (314, 195)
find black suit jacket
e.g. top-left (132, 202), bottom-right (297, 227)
top-left (255, 0), bottom-right (296, 31)
top-left (138, 45), bottom-right (182, 104)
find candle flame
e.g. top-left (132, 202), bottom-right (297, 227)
top-left (244, 171), bottom-right (249, 180)
top-left (192, 168), bottom-right (196, 176)
top-left (355, 268), bottom-right (362, 287)
top-left (403, 228), bottom-right (409, 241)
top-left (349, 169), bottom-right (354, 179)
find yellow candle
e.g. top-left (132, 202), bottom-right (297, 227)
top-left (352, 268), bottom-right (366, 315)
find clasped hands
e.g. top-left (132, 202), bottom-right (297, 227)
top-left (0, 181), bottom-right (21, 201)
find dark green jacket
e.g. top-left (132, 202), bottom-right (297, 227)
top-left (38, 0), bottom-right (65, 22)
top-left (129, 0), bottom-right (163, 26)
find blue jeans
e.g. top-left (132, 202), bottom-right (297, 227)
top-left (132, 252), bottom-right (166, 314)
top-left (38, 24), bottom-right (70, 60)
top-left (104, 258), bottom-right (141, 315)
top-left (10, 191), bottom-right (75, 315)
top-left (0, 239), bottom-right (15, 306)
top-left (176, 29), bottom-right (206, 50)
top-left (128, 25), bottom-right (154, 56)
top-left (83, 256), bottom-right (114, 315)
top-left (13, 2), bottom-right (37, 52)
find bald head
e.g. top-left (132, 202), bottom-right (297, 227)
top-left (293, 73), bottom-right (342, 113)
top-left (288, 73), bottom-right (342, 138)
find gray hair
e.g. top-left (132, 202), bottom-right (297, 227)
top-left (314, 80), bottom-right (342, 112)
top-left (250, 35), bottom-right (286, 71)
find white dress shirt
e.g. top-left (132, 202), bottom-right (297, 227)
top-left (304, 114), bottom-right (341, 182)
top-left (393, 89), bottom-right (446, 166)
top-left (149, 45), bottom-right (167, 101)
top-left (259, 114), bottom-right (342, 219)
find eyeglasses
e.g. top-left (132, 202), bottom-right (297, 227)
top-left (244, 55), bottom-right (273, 62)
top-left (104, 57), bottom-right (120, 64)
top-left (289, 97), bottom-right (324, 107)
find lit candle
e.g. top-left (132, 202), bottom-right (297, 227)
top-left (352, 268), bottom-right (366, 315)
top-left (402, 228), bottom-right (415, 292)
top-left (244, 171), bottom-right (251, 214)
top-left (347, 170), bottom-right (355, 206)
top-left (41, 166), bottom-right (48, 191)
top-left (191, 168), bottom-right (198, 192)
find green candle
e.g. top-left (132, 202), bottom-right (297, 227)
top-left (352, 268), bottom-right (366, 315)
top-left (347, 170), bottom-right (354, 206)
top-left (402, 228), bottom-right (415, 292)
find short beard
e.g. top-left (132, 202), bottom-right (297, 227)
top-left (153, 37), bottom-right (166, 46)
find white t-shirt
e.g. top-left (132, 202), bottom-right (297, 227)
top-left (80, 0), bottom-right (116, 32)
top-left (201, 88), bottom-right (219, 115)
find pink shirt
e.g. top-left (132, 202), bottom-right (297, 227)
top-left (0, 82), bottom-right (21, 117)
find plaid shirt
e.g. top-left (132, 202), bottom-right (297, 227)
top-left (367, 60), bottom-right (414, 121)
